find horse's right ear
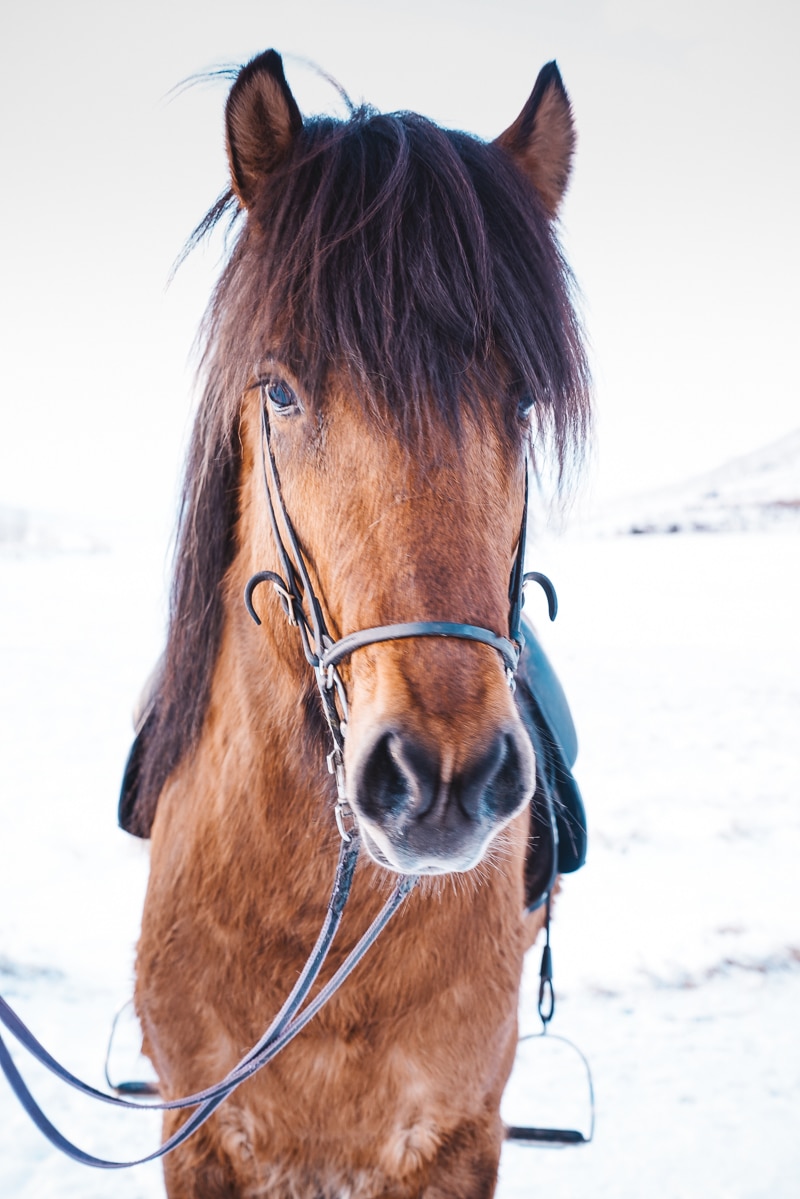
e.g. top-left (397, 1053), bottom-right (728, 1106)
top-left (225, 50), bottom-right (303, 209)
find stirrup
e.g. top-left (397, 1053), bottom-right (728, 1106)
top-left (503, 896), bottom-right (595, 1146)
top-left (104, 1000), bottom-right (160, 1098)
top-left (504, 1030), bottom-right (595, 1145)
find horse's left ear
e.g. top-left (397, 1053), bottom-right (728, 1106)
top-left (495, 62), bottom-right (576, 217)
top-left (225, 50), bottom-right (303, 209)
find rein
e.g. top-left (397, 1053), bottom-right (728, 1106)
top-left (0, 397), bottom-right (567, 1165)
top-left (0, 836), bottom-right (417, 1168)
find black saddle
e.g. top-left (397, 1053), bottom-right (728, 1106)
top-left (119, 619), bottom-right (586, 911)
top-left (513, 618), bottom-right (587, 911)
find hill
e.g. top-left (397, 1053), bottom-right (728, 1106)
top-left (589, 428), bottom-right (800, 535)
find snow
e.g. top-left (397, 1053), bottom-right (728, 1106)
top-left (1, 508), bottom-right (799, 1196)
top-left (499, 525), bottom-right (800, 1198)
top-left (586, 428), bottom-right (800, 536)
top-left (0, 507), bottom-right (108, 557)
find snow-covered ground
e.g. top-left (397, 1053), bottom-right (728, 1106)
top-left (1, 488), bottom-right (798, 1195)
top-left (500, 524), bottom-right (800, 1198)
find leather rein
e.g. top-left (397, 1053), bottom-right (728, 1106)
top-left (0, 396), bottom-right (558, 1167)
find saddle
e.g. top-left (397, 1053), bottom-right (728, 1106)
top-left (118, 618), bottom-right (586, 911)
top-left (513, 618), bottom-right (587, 911)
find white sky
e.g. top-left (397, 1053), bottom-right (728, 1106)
top-left (1, 0), bottom-right (797, 539)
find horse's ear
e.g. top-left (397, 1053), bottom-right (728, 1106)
top-left (495, 61), bottom-right (575, 217)
top-left (225, 50), bottom-right (303, 209)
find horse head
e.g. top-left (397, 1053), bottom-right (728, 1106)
top-left (217, 52), bottom-right (588, 876)
top-left (244, 374), bottom-right (535, 875)
top-left (134, 52), bottom-right (588, 880)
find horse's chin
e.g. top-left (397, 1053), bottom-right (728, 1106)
top-left (356, 817), bottom-right (500, 876)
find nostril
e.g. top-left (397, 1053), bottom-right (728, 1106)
top-left (355, 731), bottom-right (438, 821)
top-left (454, 734), bottom-right (507, 820)
top-left (455, 730), bottom-right (531, 822)
top-left (357, 733), bottom-right (402, 819)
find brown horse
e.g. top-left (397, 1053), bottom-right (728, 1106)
top-left (129, 50), bottom-right (589, 1198)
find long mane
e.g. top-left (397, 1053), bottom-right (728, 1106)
top-left (126, 104), bottom-right (590, 836)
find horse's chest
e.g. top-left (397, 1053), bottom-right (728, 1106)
top-left (222, 1012), bottom-right (506, 1190)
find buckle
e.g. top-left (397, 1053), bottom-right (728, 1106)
top-left (334, 800), bottom-right (357, 843)
top-left (326, 750), bottom-right (347, 801)
top-left (271, 580), bottom-right (299, 626)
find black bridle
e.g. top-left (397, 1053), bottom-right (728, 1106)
top-left (0, 396), bottom-right (573, 1167)
top-left (244, 398), bottom-right (556, 838)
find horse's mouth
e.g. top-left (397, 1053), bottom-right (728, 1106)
top-left (356, 815), bottom-right (504, 876)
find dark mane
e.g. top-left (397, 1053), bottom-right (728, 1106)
top-left (127, 103), bottom-right (590, 836)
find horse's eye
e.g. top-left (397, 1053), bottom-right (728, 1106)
top-left (517, 391), bottom-right (535, 420)
top-left (262, 379), bottom-right (299, 415)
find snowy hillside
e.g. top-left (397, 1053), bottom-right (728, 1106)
top-left (588, 428), bottom-right (800, 535)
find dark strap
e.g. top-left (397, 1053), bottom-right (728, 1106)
top-left (259, 401), bottom-right (330, 662)
top-left (321, 621), bottom-right (520, 675)
top-left (504, 900), bottom-right (595, 1147)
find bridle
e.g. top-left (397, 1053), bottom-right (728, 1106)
top-left (244, 397), bottom-right (557, 839)
top-left (0, 393), bottom-right (570, 1167)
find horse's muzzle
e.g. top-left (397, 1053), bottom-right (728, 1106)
top-left (348, 722), bottom-right (534, 873)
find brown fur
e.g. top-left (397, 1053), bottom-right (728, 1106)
top-left (135, 50), bottom-right (587, 1197)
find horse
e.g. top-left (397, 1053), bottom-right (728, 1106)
top-left (125, 49), bottom-right (589, 1198)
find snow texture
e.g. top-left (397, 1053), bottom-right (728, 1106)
top-left (0, 507), bottom-right (107, 557)
top-left (1, 442), bottom-right (798, 1196)
top-left (586, 428), bottom-right (800, 536)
